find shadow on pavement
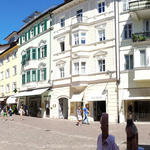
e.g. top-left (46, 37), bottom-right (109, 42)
top-left (139, 145), bottom-right (150, 150)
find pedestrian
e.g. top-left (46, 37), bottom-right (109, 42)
top-left (8, 106), bottom-right (14, 121)
top-left (3, 106), bottom-right (7, 121)
top-left (96, 113), bottom-right (119, 150)
top-left (19, 105), bottom-right (25, 120)
top-left (24, 105), bottom-right (28, 116)
top-left (82, 104), bottom-right (90, 125)
top-left (76, 106), bottom-right (82, 126)
top-left (126, 119), bottom-right (138, 150)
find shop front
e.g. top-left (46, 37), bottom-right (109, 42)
top-left (124, 97), bottom-right (150, 121)
top-left (15, 88), bottom-right (49, 118)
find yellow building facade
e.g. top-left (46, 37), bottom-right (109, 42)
top-left (0, 42), bottom-right (20, 104)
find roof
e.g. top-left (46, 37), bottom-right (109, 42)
top-left (4, 31), bottom-right (17, 41)
top-left (18, 0), bottom-right (73, 34)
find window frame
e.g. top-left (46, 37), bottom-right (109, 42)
top-left (125, 54), bottom-right (133, 70)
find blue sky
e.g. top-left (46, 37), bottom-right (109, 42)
top-left (0, 0), bottom-right (64, 44)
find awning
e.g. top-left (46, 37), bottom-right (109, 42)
top-left (123, 96), bottom-right (150, 101)
top-left (0, 98), bottom-right (5, 101)
top-left (15, 88), bottom-right (48, 97)
top-left (7, 96), bottom-right (17, 104)
top-left (84, 90), bottom-right (106, 102)
top-left (71, 92), bottom-right (84, 102)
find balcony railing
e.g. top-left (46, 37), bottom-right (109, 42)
top-left (132, 32), bottom-right (150, 42)
top-left (129, 0), bottom-right (150, 11)
top-left (71, 16), bottom-right (88, 25)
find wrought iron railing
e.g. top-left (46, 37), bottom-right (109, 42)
top-left (132, 32), bottom-right (150, 42)
top-left (129, 0), bottom-right (150, 11)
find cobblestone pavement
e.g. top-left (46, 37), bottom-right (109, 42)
top-left (0, 115), bottom-right (150, 150)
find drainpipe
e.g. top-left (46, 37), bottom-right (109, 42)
top-left (114, 0), bottom-right (120, 123)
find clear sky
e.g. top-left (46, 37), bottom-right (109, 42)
top-left (0, 0), bottom-right (64, 44)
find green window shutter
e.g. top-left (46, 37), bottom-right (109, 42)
top-left (38, 70), bottom-right (40, 81)
top-left (32, 48), bottom-right (36, 60)
top-left (34, 26), bottom-right (36, 36)
top-left (20, 36), bottom-right (22, 45)
top-left (22, 74), bottom-right (25, 84)
top-left (44, 68), bottom-right (46, 80)
top-left (28, 30), bottom-right (30, 40)
top-left (44, 45), bottom-right (47, 57)
top-left (32, 70), bottom-right (36, 82)
top-left (27, 49), bottom-right (30, 61)
top-left (22, 55), bottom-right (26, 65)
top-left (25, 32), bottom-right (27, 42)
top-left (44, 19), bottom-right (47, 31)
top-left (38, 48), bottom-right (40, 59)
top-left (38, 23), bottom-right (40, 34)
top-left (27, 71), bottom-right (30, 82)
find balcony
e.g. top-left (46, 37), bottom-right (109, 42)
top-left (71, 16), bottom-right (88, 26)
top-left (134, 68), bottom-right (150, 81)
top-left (132, 32), bottom-right (150, 42)
top-left (129, 0), bottom-right (150, 20)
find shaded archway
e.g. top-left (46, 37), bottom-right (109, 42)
top-left (58, 97), bottom-right (68, 119)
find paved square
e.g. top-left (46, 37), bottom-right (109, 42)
top-left (0, 115), bottom-right (150, 150)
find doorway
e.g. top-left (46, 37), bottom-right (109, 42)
top-left (59, 98), bottom-right (68, 119)
top-left (93, 101), bottom-right (106, 121)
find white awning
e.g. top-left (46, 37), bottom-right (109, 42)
top-left (84, 90), bottom-right (106, 102)
top-left (71, 92), bottom-right (84, 102)
top-left (0, 98), bottom-right (5, 101)
top-left (7, 96), bottom-right (17, 104)
top-left (123, 96), bottom-right (150, 101)
top-left (15, 88), bottom-right (48, 97)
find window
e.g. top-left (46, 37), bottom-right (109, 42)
top-left (31, 28), bottom-right (34, 38)
top-left (60, 67), bottom-right (65, 78)
top-left (38, 68), bottom-right (46, 81)
top-left (124, 24), bottom-right (132, 39)
top-left (60, 41), bottom-right (65, 52)
top-left (98, 2), bottom-right (105, 13)
top-left (0, 71), bottom-right (4, 80)
top-left (81, 32), bottom-right (86, 44)
top-left (81, 62), bottom-right (86, 73)
top-left (12, 51), bottom-right (17, 59)
top-left (32, 70), bottom-right (36, 82)
top-left (6, 84), bottom-right (10, 93)
top-left (98, 59), bottom-right (105, 72)
top-left (98, 30), bottom-right (105, 41)
top-left (6, 54), bottom-right (10, 62)
top-left (0, 58), bottom-right (3, 66)
top-left (32, 48), bottom-right (36, 60)
top-left (12, 82), bottom-right (17, 91)
top-left (74, 33), bottom-right (79, 45)
top-left (38, 45), bottom-right (47, 59)
top-left (22, 55), bottom-right (26, 65)
top-left (125, 55), bottom-right (133, 70)
top-left (27, 71), bottom-right (30, 83)
top-left (123, 0), bottom-right (131, 11)
top-left (41, 22), bottom-right (44, 32)
top-left (74, 62), bottom-right (79, 74)
top-left (22, 74), bottom-right (25, 85)
top-left (60, 17), bottom-right (65, 27)
top-left (76, 9), bottom-right (83, 22)
top-left (26, 49), bottom-right (30, 61)
top-left (13, 66), bottom-right (17, 75)
top-left (140, 50), bottom-right (146, 66)
top-left (6, 69), bottom-right (10, 78)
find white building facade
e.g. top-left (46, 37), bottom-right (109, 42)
top-left (50, 0), bottom-right (119, 123)
top-left (119, 0), bottom-right (150, 122)
top-left (17, 11), bottom-right (53, 118)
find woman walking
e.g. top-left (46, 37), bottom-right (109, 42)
top-left (19, 105), bottom-right (25, 120)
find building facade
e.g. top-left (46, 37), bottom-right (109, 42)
top-left (119, 0), bottom-right (150, 122)
top-left (16, 11), bottom-right (53, 118)
top-left (0, 31), bottom-right (20, 106)
top-left (50, 0), bottom-right (119, 123)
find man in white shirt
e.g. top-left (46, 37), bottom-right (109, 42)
top-left (96, 113), bottom-right (119, 150)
